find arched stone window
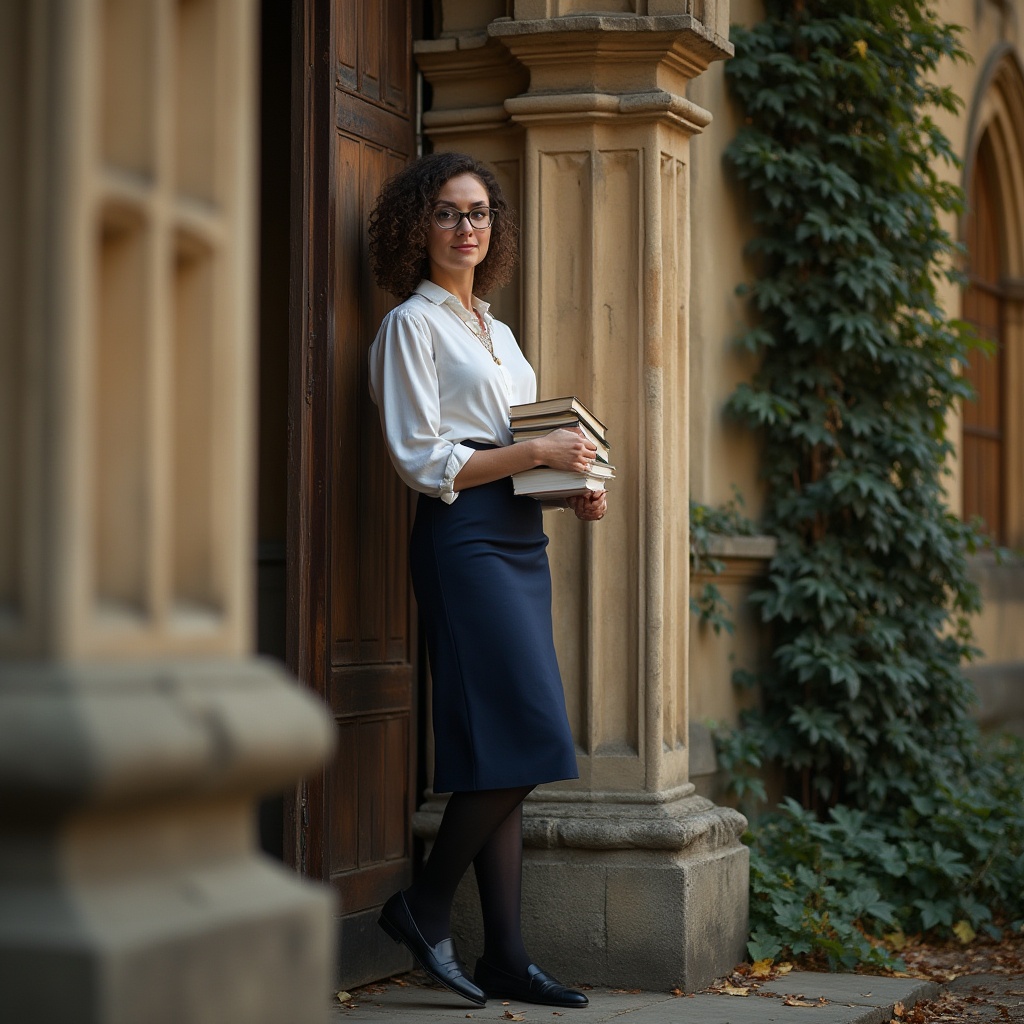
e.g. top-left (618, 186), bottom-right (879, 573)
top-left (963, 137), bottom-right (1006, 540)
top-left (962, 52), bottom-right (1024, 549)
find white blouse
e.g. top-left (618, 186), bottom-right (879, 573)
top-left (368, 279), bottom-right (537, 503)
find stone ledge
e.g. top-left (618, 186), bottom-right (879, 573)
top-left (422, 105), bottom-right (511, 131)
top-left (692, 532), bottom-right (776, 583)
top-left (524, 799), bottom-right (747, 853)
top-left (0, 657), bottom-right (332, 813)
top-left (414, 31), bottom-right (490, 52)
top-left (415, 792), bottom-right (747, 855)
top-left (490, 12), bottom-right (732, 96)
top-left (490, 13), bottom-right (734, 63)
top-left (964, 660), bottom-right (1024, 735)
top-left (702, 533), bottom-right (777, 559)
top-left (505, 89), bottom-right (713, 130)
top-left (967, 553), bottom-right (1024, 601)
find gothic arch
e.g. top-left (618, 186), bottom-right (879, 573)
top-left (961, 48), bottom-right (1024, 547)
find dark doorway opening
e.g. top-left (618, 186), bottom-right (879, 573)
top-left (255, 0), bottom-right (294, 862)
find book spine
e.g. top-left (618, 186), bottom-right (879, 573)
top-left (509, 398), bottom-right (609, 435)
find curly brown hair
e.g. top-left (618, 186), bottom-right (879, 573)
top-left (368, 152), bottom-right (519, 299)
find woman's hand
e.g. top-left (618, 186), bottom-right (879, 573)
top-left (452, 427), bottom-right (599, 493)
top-left (567, 490), bottom-right (607, 521)
top-left (530, 428), bottom-right (597, 474)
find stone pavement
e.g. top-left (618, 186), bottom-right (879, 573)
top-left (332, 972), bottom-right (941, 1023)
top-left (945, 972), bottom-right (1024, 1021)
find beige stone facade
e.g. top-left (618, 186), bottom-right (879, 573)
top-left (685, 0), bottom-right (1024, 761)
top-left (4, 0), bottom-right (1022, 1019)
top-left (934, 0), bottom-right (1024, 734)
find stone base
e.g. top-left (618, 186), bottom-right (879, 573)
top-left (0, 855), bottom-right (332, 1024)
top-left (417, 793), bottom-right (749, 992)
top-left (0, 658), bottom-right (335, 1024)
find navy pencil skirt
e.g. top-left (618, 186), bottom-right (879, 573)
top-left (410, 457), bottom-right (579, 793)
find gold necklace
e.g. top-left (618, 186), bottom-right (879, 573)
top-left (473, 311), bottom-right (501, 365)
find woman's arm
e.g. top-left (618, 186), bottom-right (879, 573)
top-left (369, 310), bottom-right (477, 502)
top-left (453, 428), bottom-right (597, 491)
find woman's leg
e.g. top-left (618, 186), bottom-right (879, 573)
top-left (470, 802), bottom-right (591, 1008)
top-left (473, 801), bottom-right (530, 974)
top-left (404, 785), bottom-right (533, 946)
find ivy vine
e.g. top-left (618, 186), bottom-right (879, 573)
top-left (720, 0), bottom-right (1024, 965)
top-left (726, 0), bottom-right (980, 813)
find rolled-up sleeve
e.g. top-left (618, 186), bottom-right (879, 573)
top-left (369, 310), bottom-right (474, 503)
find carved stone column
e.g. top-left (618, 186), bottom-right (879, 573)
top-left (0, 3), bottom-right (332, 1021)
top-left (416, 4), bottom-right (748, 993)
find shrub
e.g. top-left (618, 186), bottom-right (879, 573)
top-left (746, 736), bottom-right (1024, 970)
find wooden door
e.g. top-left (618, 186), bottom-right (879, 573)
top-left (288, 0), bottom-right (420, 988)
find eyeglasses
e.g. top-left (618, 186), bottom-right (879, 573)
top-left (431, 206), bottom-right (496, 230)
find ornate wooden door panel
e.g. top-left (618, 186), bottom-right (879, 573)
top-left (290, 0), bottom-right (418, 989)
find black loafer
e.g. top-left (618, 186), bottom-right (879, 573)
top-left (378, 891), bottom-right (486, 1007)
top-left (475, 959), bottom-right (589, 1008)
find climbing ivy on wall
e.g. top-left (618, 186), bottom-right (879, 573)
top-left (725, 0), bottom-right (981, 812)
top-left (720, 0), bottom-right (1024, 966)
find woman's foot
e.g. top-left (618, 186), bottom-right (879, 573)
top-left (378, 891), bottom-right (486, 1006)
top-left (474, 959), bottom-right (589, 1007)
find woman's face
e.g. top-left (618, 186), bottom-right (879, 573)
top-left (426, 173), bottom-right (492, 283)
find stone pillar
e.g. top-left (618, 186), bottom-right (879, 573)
top-left (416, 3), bottom-right (748, 993)
top-left (0, 3), bottom-right (333, 1022)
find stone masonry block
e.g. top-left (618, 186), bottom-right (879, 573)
top-left (449, 841), bottom-right (748, 992)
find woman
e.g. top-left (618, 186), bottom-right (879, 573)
top-left (367, 151), bottom-right (606, 1009)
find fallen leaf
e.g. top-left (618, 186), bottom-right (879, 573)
top-left (671, 987), bottom-right (684, 997)
top-left (784, 997), bottom-right (819, 1007)
top-left (502, 1012), bottom-right (525, 1021)
top-left (722, 984), bottom-right (751, 996)
top-left (776, 962), bottom-right (794, 976)
top-left (750, 958), bottom-right (774, 978)
top-left (893, 1001), bottom-right (905, 1016)
top-left (953, 920), bottom-right (976, 945)
top-left (335, 991), bottom-right (352, 1004)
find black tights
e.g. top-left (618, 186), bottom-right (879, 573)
top-left (404, 785), bottom-right (533, 975)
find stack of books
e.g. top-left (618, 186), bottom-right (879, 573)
top-left (508, 396), bottom-right (615, 499)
